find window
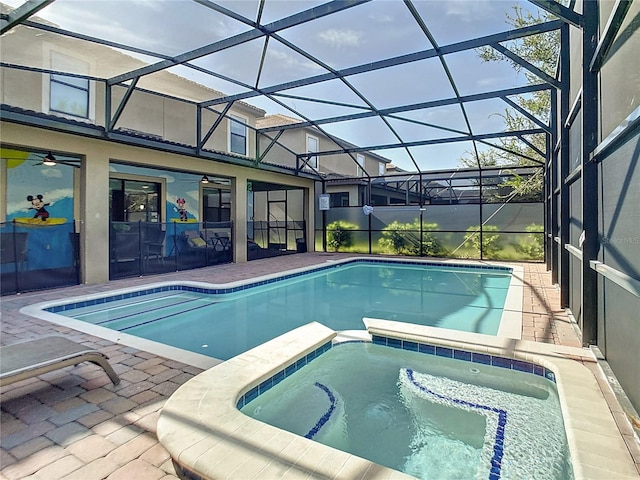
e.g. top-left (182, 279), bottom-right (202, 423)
top-left (229, 115), bottom-right (248, 155)
top-left (379, 162), bottom-right (386, 176)
top-left (371, 194), bottom-right (388, 206)
top-left (50, 51), bottom-right (89, 118)
top-left (356, 154), bottom-right (365, 176)
top-left (203, 188), bottom-right (231, 222)
top-left (109, 178), bottom-right (161, 223)
top-left (329, 192), bottom-right (349, 207)
top-left (306, 134), bottom-right (318, 169)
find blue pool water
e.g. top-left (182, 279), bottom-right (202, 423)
top-left (49, 260), bottom-right (513, 360)
top-left (240, 342), bottom-right (573, 480)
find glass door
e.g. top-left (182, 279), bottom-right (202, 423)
top-left (268, 191), bottom-right (286, 250)
top-left (109, 178), bottom-right (160, 222)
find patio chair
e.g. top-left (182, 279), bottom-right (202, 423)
top-left (142, 227), bottom-right (166, 265)
top-left (178, 230), bottom-right (210, 266)
top-left (0, 336), bottom-right (120, 387)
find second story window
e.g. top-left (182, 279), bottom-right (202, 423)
top-left (229, 115), bottom-right (248, 155)
top-left (50, 51), bottom-right (89, 118)
top-left (306, 134), bottom-right (318, 169)
top-left (356, 154), bottom-right (365, 176)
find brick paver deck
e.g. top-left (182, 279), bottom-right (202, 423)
top-left (1, 254), bottom-right (638, 478)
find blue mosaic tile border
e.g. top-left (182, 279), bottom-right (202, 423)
top-left (305, 382), bottom-right (337, 440)
top-left (236, 341), bottom-right (333, 409)
top-left (45, 259), bottom-right (512, 313)
top-left (372, 335), bottom-right (556, 383)
top-left (405, 368), bottom-right (507, 480)
top-left (349, 257), bottom-right (513, 272)
top-left (237, 334), bottom-right (555, 414)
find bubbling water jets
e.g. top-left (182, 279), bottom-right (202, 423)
top-left (398, 368), bottom-right (573, 480)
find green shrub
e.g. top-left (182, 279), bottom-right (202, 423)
top-left (516, 224), bottom-right (544, 260)
top-left (464, 225), bottom-right (502, 258)
top-left (326, 220), bottom-right (357, 251)
top-left (378, 221), bottom-right (446, 256)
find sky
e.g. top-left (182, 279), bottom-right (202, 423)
top-left (3, 0), bottom-right (550, 172)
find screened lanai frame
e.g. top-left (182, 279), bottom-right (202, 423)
top-left (3, 0), bottom-right (640, 446)
top-left (0, 0), bottom-right (620, 289)
top-left (2, 0), bottom-right (571, 176)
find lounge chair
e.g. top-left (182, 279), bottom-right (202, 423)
top-left (0, 336), bottom-right (120, 387)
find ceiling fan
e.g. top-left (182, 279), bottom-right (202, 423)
top-left (182, 174), bottom-right (231, 185)
top-left (1, 149), bottom-right (80, 167)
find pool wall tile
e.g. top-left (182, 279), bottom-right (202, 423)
top-left (387, 338), bottom-right (402, 349)
top-left (258, 378), bottom-right (273, 394)
top-left (512, 359), bottom-right (534, 373)
top-left (472, 353), bottom-right (492, 365)
top-left (237, 341), bottom-right (333, 409)
top-left (492, 357), bottom-right (512, 369)
top-left (403, 340), bottom-right (419, 352)
top-left (238, 333), bottom-right (556, 412)
top-left (418, 343), bottom-right (435, 355)
top-left (372, 336), bottom-right (555, 384)
top-left (453, 349), bottom-right (472, 362)
top-left (435, 346), bottom-right (453, 358)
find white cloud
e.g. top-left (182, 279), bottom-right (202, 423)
top-left (367, 12), bottom-right (393, 23)
top-left (444, 1), bottom-right (495, 23)
top-left (317, 29), bottom-right (362, 48)
top-left (267, 48), bottom-right (320, 72)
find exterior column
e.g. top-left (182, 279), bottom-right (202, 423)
top-left (581, 0), bottom-right (599, 345)
top-left (305, 183), bottom-right (314, 252)
top-left (559, 23), bottom-right (571, 306)
top-left (80, 153), bottom-right (110, 284)
top-left (232, 175), bottom-right (248, 263)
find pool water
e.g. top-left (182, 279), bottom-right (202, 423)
top-left (55, 261), bottom-right (512, 360)
top-left (240, 343), bottom-right (573, 480)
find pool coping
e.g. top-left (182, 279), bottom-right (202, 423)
top-left (157, 321), bottom-right (639, 480)
top-left (19, 257), bottom-right (522, 370)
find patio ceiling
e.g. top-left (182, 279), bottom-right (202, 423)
top-left (0, 0), bottom-right (581, 174)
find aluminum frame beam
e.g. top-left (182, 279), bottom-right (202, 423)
top-left (491, 43), bottom-right (561, 89)
top-left (528, 0), bottom-right (584, 28)
top-left (108, 0), bottom-right (369, 86)
top-left (589, 0), bottom-right (634, 71)
top-left (258, 84), bottom-right (551, 133)
top-left (303, 128), bottom-right (546, 157)
top-left (0, 0), bottom-right (54, 35)
top-left (202, 20), bottom-right (562, 108)
top-left (500, 96), bottom-right (553, 134)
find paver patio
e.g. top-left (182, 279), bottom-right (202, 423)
top-left (1, 254), bottom-right (638, 479)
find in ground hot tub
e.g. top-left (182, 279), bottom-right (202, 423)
top-left (157, 321), bottom-right (638, 480)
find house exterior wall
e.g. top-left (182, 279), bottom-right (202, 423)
top-left (258, 127), bottom-right (387, 177)
top-left (0, 27), bottom-right (265, 155)
top-left (1, 121), bottom-right (314, 284)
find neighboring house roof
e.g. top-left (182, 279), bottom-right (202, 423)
top-left (257, 115), bottom-right (392, 165)
top-left (255, 114), bottom-right (301, 129)
top-left (386, 163), bottom-right (408, 173)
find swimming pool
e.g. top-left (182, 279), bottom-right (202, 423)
top-left (240, 342), bottom-right (572, 479)
top-left (26, 259), bottom-right (521, 362)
